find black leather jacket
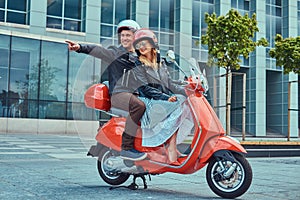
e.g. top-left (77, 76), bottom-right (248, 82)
top-left (77, 44), bottom-right (138, 95)
top-left (133, 59), bottom-right (186, 100)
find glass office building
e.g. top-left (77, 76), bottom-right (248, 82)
top-left (0, 0), bottom-right (298, 138)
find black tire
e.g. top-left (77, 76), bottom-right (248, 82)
top-left (97, 148), bottom-right (130, 185)
top-left (206, 152), bottom-right (252, 199)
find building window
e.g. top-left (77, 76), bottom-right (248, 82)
top-left (266, 0), bottom-right (282, 70)
top-left (298, 0), bottom-right (300, 34)
top-left (149, 0), bottom-right (175, 52)
top-left (231, 0), bottom-right (250, 15)
top-left (231, 0), bottom-right (251, 67)
top-left (100, 0), bottom-right (131, 45)
top-left (47, 0), bottom-right (86, 32)
top-left (192, 0), bottom-right (214, 62)
top-left (0, 0), bottom-right (29, 24)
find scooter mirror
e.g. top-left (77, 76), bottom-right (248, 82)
top-left (166, 50), bottom-right (176, 61)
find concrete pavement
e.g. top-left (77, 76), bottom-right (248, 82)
top-left (0, 133), bottom-right (299, 200)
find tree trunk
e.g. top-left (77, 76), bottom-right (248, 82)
top-left (226, 67), bottom-right (232, 135)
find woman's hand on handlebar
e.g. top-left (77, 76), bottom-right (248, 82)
top-left (168, 96), bottom-right (177, 102)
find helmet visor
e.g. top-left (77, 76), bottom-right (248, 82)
top-left (134, 40), bottom-right (153, 50)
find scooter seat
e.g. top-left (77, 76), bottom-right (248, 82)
top-left (110, 107), bottom-right (129, 117)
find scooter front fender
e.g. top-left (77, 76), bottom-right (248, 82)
top-left (201, 136), bottom-right (246, 164)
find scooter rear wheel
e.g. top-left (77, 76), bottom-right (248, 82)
top-left (206, 152), bottom-right (252, 199)
top-left (97, 148), bottom-right (130, 185)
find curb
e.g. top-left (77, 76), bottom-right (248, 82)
top-left (240, 141), bottom-right (300, 146)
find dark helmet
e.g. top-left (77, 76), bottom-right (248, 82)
top-left (117, 19), bottom-right (141, 33)
top-left (133, 28), bottom-right (159, 50)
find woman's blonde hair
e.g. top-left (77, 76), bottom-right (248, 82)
top-left (139, 48), bottom-right (158, 69)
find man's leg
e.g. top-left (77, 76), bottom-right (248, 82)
top-left (111, 92), bottom-right (146, 161)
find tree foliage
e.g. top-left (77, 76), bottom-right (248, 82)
top-left (269, 34), bottom-right (300, 74)
top-left (201, 9), bottom-right (268, 71)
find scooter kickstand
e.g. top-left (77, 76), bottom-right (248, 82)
top-left (109, 174), bottom-right (148, 190)
top-left (140, 175), bottom-right (147, 189)
top-left (129, 174), bottom-right (147, 190)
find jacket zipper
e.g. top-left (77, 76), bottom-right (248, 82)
top-left (126, 70), bottom-right (130, 86)
top-left (121, 68), bottom-right (126, 85)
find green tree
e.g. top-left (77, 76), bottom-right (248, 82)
top-left (201, 9), bottom-right (268, 135)
top-left (269, 34), bottom-right (300, 74)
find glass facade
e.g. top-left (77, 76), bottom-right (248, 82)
top-left (0, 0), bottom-right (29, 24)
top-left (46, 0), bottom-right (86, 32)
top-left (0, 34), bottom-right (99, 120)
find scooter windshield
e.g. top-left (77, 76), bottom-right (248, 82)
top-left (163, 52), bottom-right (209, 95)
top-left (163, 51), bottom-right (224, 164)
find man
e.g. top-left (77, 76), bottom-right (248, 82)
top-left (66, 19), bottom-right (146, 161)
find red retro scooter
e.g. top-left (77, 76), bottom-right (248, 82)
top-left (85, 57), bottom-right (252, 199)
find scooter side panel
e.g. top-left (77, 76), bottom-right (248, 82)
top-left (96, 117), bottom-right (125, 151)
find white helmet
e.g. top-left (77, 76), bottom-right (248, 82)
top-left (117, 19), bottom-right (141, 33)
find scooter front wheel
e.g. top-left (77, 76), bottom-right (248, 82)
top-left (97, 148), bottom-right (130, 185)
top-left (206, 152), bottom-right (252, 199)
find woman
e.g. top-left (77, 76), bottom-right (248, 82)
top-left (132, 28), bottom-right (188, 163)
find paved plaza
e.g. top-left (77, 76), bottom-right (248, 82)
top-left (0, 133), bottom-right (299, 200)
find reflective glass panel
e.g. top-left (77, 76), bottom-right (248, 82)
top-left (160, 0), bottom-right (174, 30)
top-left (149, 0), bottom-right (159, 28)
top-left (101, 0), bottom-right (113, 24)
top-left (0, 0), bottom-right (4, 8)
top-left (275, 0), bottom-right (281, 6)
top-left (7, 0), bottom-right (27, 11)
top-left (64, 19), bottom-right (80, 31)
top-left (201, 4), bottom-right (213, 35)
top-left (231, 0), bottom-right (237, 8)
top-left (47, 0), bottom-right (62, 17)
top-left (276, 7), bottom-right (281, 16)
top-left (192, 2), bottom-right (200, 36)
top-left (64, 0), bottom-right (81, 19)
top-left (67, 52), bottom-right (90, 101)
top-left (40, 41), bottom-right (68, 119)
top-left (69, 56), bottom-right (101, 121)
top-left (40, 41), bottom-right (68, 102)
top-left (10, 37), bottom-right (40, 118)
top-left (115, 0), bottom-right (129, 24)
top-left (101, 25), bottom-right (113, 37)
top-left (0, 11), bottom-right (4, 22)
top-left (47, 17), bottom-right (62, 29)
top-left (7, 12), bottom-right (26, 24)
top-left (40, 101), bottom-right (66, 119)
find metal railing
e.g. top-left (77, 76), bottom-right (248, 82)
top-left (213, 72), bottom-right (247, 140)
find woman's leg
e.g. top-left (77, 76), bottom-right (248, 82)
top-left (166, 131), bottom-right (178, 163)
